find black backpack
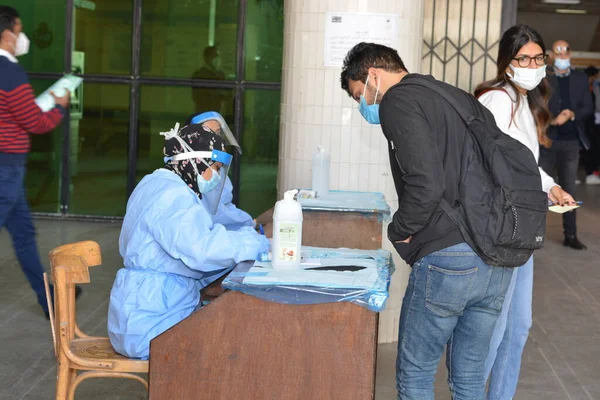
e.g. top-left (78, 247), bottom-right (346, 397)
top-left (403, 77), bottom-right (548, 268)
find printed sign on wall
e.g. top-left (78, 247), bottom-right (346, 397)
top-left (324, 12), bottom-right (398, 68)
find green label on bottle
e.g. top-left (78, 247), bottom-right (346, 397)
top-left (277, 223), bottom-right (300, 261)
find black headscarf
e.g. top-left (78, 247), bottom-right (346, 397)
top-left (163, 123), bottom-right (226, 198)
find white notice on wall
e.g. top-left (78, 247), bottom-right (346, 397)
top-left (324, 13), bottom-right (398, 68)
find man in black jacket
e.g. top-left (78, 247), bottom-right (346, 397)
top-left (540, 40), bottom-right (593, 250)
top-left (340, 43), bottom-right (513, 400)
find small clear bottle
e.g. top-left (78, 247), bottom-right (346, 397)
top-left (312, 146), bottom-right (330, 197)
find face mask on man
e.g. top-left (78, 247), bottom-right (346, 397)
top-left (507, 64), bottom-right (546, 91)
top-left (9, 31), bottom-right (30, 57)
top-left (554, 58), bottom-right (571, 71)
top-left (359, 75), bottom-right (381, 125)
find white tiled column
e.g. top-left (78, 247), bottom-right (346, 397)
top-left (279, 0), bottom-right (425, 343)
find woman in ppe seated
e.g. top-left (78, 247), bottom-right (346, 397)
top-left (108, 122), bottom-right (270, 359)
top-left (186, 111), bottom-right (257, 231)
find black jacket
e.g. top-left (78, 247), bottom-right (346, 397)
top-left (379, 74), bottom-right (499, 265)
top-left (547, 69), bottom-right (593, 148)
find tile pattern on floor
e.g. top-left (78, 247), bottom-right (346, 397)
top-left (1, 183), bottom-right (599, 399)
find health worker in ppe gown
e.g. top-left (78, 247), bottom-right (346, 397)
top-left (107, 118), bottom-right (269, 359)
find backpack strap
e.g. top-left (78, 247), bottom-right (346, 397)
top-left (439, 198), bottom-right (459, 224)
top-left (400, 76), bottom-right (476, 125)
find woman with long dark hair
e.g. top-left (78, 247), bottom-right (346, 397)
top-left (475, 24), bottom-right (575, 399)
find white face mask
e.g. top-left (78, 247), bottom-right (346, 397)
top-left (10, 32), bottom-right (30, 57)
top-left (554, 58), bottom-right (571, 71)
top-left (507, 64), bottom-right (546, 91)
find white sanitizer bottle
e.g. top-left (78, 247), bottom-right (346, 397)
top-left (272, 189), bottom-right (303, 268)
top-left (312, 145), bottom-right (330, 197)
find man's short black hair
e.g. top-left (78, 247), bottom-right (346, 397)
top-left (203, 46), bottom-right (219, 63)
top-left (584, 66), bottom-right (599, 78)
top-left (0, 6), bottom-right (19, 36)
top-left (340, 42), bottom-right (407, 96)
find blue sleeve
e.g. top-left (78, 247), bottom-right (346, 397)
top-left (211, 202), bottom-right (256, 231)
top-left (150, 189), bottom-right (269, 272)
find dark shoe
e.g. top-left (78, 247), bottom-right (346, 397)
top-left (44, 286), bottom-right (83, 320)
top-left (564, 235), bottom-right (587, 250)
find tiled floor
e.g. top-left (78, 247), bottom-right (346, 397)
top-left (1, 185), bottom-right (599, 399)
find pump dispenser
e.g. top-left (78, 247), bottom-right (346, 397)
top-left (272, 189), bottom-right (303, 268)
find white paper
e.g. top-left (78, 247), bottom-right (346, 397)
top-left (324, 13), bottom-right (398, 68)
top-left (245, 258), bottom-right (379, 289)
top-left (548, 205), bottom-right (580, 214)
top-left (35, 75), bottom-right (83, 112)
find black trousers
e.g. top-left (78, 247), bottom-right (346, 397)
top-left (584, 122), bottom-right (600, 175)
top-left (539, 139), bottom-right (580, 236)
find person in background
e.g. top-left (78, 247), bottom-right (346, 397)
top-left (0, 6), bottom-right (73, 319)
top-left (108, 120), bottom-right (269, 359)
top-left (539, 40), bottom-right (593, 250)
top-left (583, 66), bottom-right (600, 184)
top-left (191, 46), bottom-right (229, 117)
top-left (475, 24), bottom-right (575, 400)
top-left (194, 46), bottom-right (226, 81)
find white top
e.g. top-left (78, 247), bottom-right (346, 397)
top-left (478, 85), bottom-right (556, 193)
top-left (0, 48), bottom-right (17, 63)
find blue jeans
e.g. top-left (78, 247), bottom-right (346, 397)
top-left (0, 164), bottom-right (49, 313)
top-left (396, 243), bottom-right (513, 400)
top-left (484, 256), bottom-right (534, 400)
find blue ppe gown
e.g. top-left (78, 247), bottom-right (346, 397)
top-left (108, 169), bottom-right (269, 359)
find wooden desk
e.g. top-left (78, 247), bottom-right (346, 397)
top-left (149, 192), bottom-right (391, 399)
top-left (149, 291), bottom-right (378, 400)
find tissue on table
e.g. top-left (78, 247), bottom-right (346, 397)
top-left (245, 257), bottom-right (379, 289)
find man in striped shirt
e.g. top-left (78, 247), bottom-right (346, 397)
top-left (0, 6), bottom-right (71, 318)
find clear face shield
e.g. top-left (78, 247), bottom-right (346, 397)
top-left (190, 111), bottom-right (242, 154)
top-left (170, 148), bottom-right (233, 215)
top-left (162, 122), bottom-right (233, 215)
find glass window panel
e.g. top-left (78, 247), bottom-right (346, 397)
top-left (238, 89), bottom-right (280, 217)
top-left (137, 85), bottom-right (235, 181)
top-left (73, 0), bottom-right (133, 75)
top-left (25, 79), bottom-right (64, 213)
top-left (141, 0), bottom-right (239, 80)
top-left (69, 83), bottom-right (130, 216)
top-left (245, 0), bottom-right (284, 82)
top-left (2, 0), bottom-right (65, 73)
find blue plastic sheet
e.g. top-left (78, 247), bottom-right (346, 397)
top-left (222, 247), bottom-right (394, 312)
top-left (297, 191), bottom-right (391, 222)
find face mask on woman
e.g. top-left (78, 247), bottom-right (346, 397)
top-left (507, 64), bottom-right (546, 91)
top-left (196, 164), bottom-right (221, 194)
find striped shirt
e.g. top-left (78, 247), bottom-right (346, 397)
top-left (0, 51), bottom-right (64, 165)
